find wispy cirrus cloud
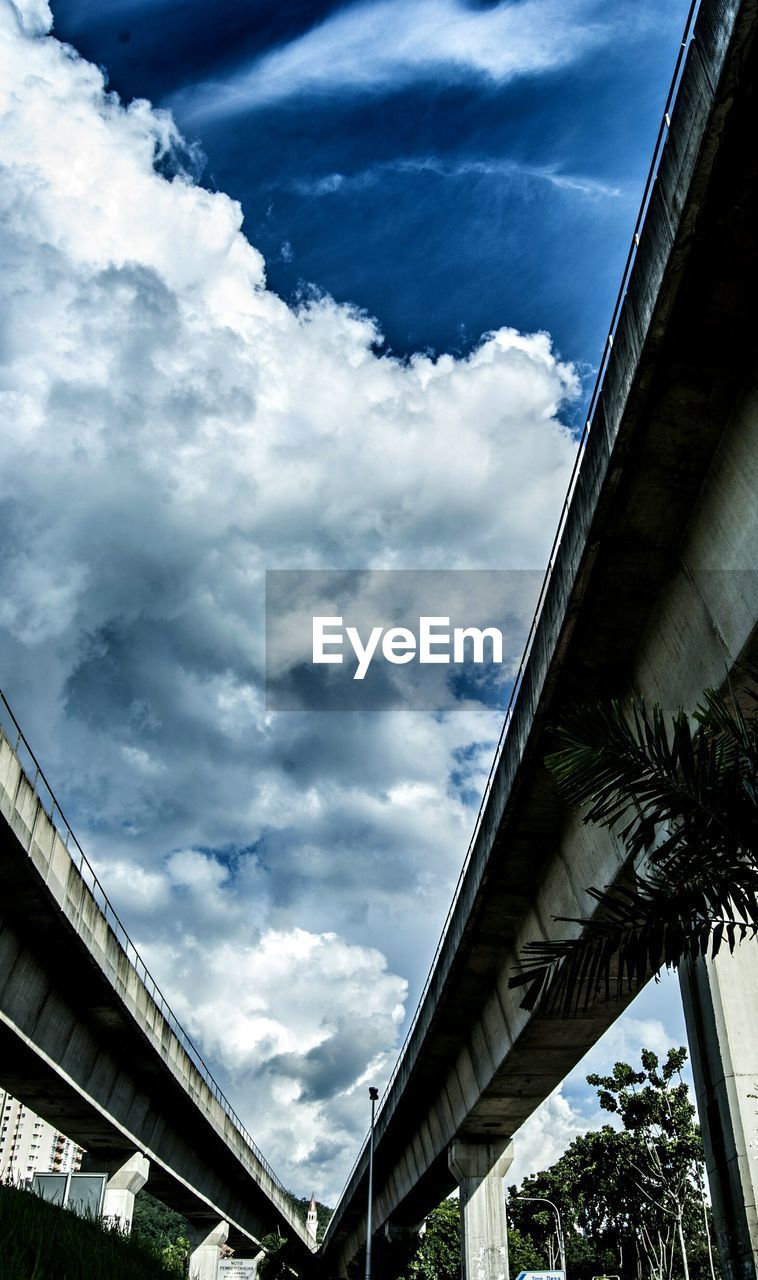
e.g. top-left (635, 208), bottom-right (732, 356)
top-left (173, 0), bottom-right (613, 121)
top-left (283, 156), bottom-right (623, 201)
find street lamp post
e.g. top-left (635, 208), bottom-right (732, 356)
top-left (365, 1087), bottom-right (379, 1280)
top-left (512, 1195), bottom-right (566, 1277)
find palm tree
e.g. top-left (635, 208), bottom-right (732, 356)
top-left (508, 679), bottom-right (758, 1014)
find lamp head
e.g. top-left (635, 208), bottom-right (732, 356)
top-left (368, 1087), bottom-right (379, 1101)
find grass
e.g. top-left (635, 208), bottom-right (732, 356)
top-left (0, 1181), bottom-right (183, 1279)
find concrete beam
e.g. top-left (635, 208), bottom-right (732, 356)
top-left (449, 1141), bottom-right (513, 1280)
top-left (0, 737), bottom-right (313, 1261)
top-left (680, 949), bottom-right (758, 1280)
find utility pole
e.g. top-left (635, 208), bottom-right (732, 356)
top-left (365, 1086), bottom-right (379, 1280)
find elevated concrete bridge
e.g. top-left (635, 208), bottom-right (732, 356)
top-left (319, 0), bottom-right (758, 1277)
top-left (1, 1), bottom-right (757, 1279)
top-left (0, 711), bottom-right (315, 1266)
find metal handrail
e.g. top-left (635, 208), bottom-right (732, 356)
top-left (327, 0), bottom-right (702, 1225)
top-left (0, 689), bottom-right (289, 1201)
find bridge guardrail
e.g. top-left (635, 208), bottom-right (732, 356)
top-left (0, 689), bottom-right (290, 1205)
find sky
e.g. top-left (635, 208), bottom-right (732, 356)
top-left (0, 0), bottom-right (692, 1205)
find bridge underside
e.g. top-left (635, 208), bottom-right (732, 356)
top-left (322, 0), bottom-right (758, 1271)
top-left (0, 757), bottom-right (313, 1262)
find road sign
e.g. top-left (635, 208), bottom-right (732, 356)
top-left (515, 1272), bottom-right (566, 1280)
top-left (219, 1261), bottom-right (259, 1278)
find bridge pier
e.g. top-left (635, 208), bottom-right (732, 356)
top-left (680, 945), bottom-right (758, 1280)
top-left (96, 1151), bottom-right (149, 1233)
top-left (189, 1220), bottom-right (230, 1280)
top-left (449, 1139), bottom-right (513, 1280)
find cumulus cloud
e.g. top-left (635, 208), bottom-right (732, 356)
top-left (0, 0), bottom-right (580, 1197)
top-left (143, 924), bottom-right (407, 1190)
top-left (173, 0), bottom-right (612, 121)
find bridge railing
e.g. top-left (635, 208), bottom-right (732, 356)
top-left (325, 0), bottom-right (703, 1232)
top-left (0, 688), bottom-right (290, 1205)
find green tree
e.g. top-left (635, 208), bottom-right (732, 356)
top-left (509, 684), bottom-right (758, 1013)
top-left (406, 1197), bottom-right (460, 1280)
top-left (132, 1190), bottom-right (190, 1250)
top-left (161, 1235), bottom-right (191, 1277)
top-left (507, 1225), bottom-right (544, 1277)
top-left (508, 1047), bottom-right (719, 1280)
top-left (586, 1047), bottom-right (713, 1280)
top-left (399, 1194), bottom-right (544, 1280)
top-left (258, 1232), bottom-right (291, 1280)
top-left (131, 1190), bottom-right (190, 1276)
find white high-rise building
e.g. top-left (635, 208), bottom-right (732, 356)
top-left (0, 1090), bottom-right (83, 1182)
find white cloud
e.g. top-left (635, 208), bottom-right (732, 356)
top-left (143, 926), bottom-right (407, 1196)
top-left (174, 0), bottom-right (611, 121)
top-left (10, 0), bottom-right (50, 34)
top-left (285, 156), bottom-right (622, 202)
top-left (509, 1087), bottom-right (603, 1188)
top-left (0, 0), bottom-right (581, 1198)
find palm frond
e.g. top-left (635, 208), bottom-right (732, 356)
top-left (509, 679), bottom-right (758, 1013)
top-left (509, 866), bottom-right (758, 1014)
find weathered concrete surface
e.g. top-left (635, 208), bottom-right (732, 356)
top-left (321, 0), bottom-right (758, 1273)
top-left (681, 948), bottom-right (758, 1280)
top-left (0, 738), bottom-right (313, 1259)
top-left (101, 1151), bottom-right (149, 1233)
top-left (190, 1220), bottom-right (230, 1280)
top-left (449, 1141), bottom-right (513, 1280)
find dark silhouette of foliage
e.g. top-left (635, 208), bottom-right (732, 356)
top-left (132, 1189), bottom-right (189, 1251)
top-left (509, 681), bottom-right (758, 1013)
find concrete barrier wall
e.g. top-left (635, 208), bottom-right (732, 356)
top-left (0, 735), bottom-right (311, 1250)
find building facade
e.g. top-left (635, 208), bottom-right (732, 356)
top-left (0, 1090), bottom-right (82, 1182)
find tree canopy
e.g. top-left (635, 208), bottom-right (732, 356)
top-left (508, 1047), bottom-right (718, 1280)
top-left (402, 1046), bottom-right (718, 1280)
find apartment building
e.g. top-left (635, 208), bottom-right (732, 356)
top-left (0, 1090), bottom-right (82, 1182)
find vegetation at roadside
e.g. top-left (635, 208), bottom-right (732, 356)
top-left (0, 1179), bottom-right (184, 1280)
top-left (400, 1197), bottom-right (542, 1280)
top-left (132, 1188), bottom-right (191, 1272)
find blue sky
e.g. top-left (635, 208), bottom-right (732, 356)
top-left (0, 0), bottom-right (691, 1202)
top-left (53, 0), bottom-right (689, 372)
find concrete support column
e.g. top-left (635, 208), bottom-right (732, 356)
top-left (449, 1139), bottom-right (513, 1280)
top-left (189, 1221), bottom-right (230, 1280)
top-left (680, 946), bottom-right (758, 1280)
top-left (102, 1152), bottom-right (149, 1233)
